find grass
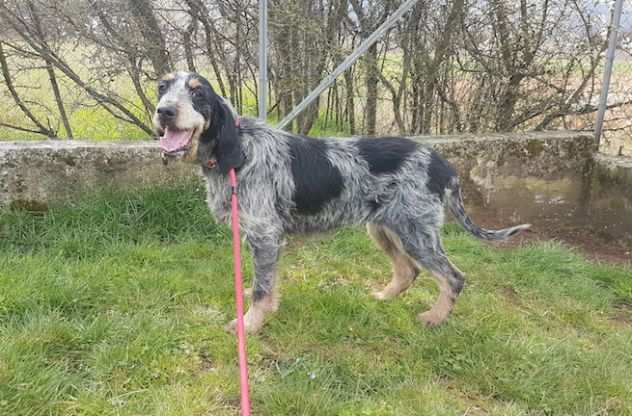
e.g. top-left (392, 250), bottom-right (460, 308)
top-left (1, 182), bottom-right (632, 415)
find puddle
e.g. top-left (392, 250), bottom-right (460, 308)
top-left (462, 170), bottom-right (632, 263)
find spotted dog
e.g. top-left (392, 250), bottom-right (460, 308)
top-left (154, 71), bottom-right (530, 334)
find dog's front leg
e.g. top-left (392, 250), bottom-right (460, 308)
top-left (226, 236), bottom-right (280, 334)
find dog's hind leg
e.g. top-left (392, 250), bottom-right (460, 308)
top-left (390, 223), bottom-right (465, 327)
top-left (367, 223), bottom-right (419, 301)
top-left (226, 236), bottom-right (281, 334)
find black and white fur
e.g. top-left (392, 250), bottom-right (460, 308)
top-left (155, 71), bottom-right (530, 333)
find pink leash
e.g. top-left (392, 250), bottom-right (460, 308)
top-left (229, 167), bottom-right (251, 416)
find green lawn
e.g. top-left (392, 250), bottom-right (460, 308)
top-left (1, 182), bottom-right (631, 416)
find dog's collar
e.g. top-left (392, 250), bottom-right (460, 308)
top-left (205, 157), bottom-right (218, 169)
top-left (205, 117), bottom-right (241, 171)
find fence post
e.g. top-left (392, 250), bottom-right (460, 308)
top-left (258, 0), bottom-right (268, 121)
top-left (594, 0), bottom-right (625, 147)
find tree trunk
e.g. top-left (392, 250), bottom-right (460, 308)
top-left (183, 17), bottom-right (197, 73)
top-left (44, 60), bottom-right (73, 138)
top-left (128, 58), bottom-right (155, 117)
top-left (344, 68), bottom-right (355, 135)
top-left (27, 1), bottom-right (72, 138)
top-left (364, 43), bottom-right (379, 136)
top-left (186, 0), bottom-right (227, 96)
top-left (128, 0), bottom-right (172, 76)
top-left (495, 73), bottom-right (526, 131)
top-left (0, 41), bottom-right (56, 137)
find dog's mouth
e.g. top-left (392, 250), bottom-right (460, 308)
top-left (159, 127), bottom-right (195, 155)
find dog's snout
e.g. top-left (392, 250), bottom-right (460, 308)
top-left (157, 106), bottom-right (176, 119)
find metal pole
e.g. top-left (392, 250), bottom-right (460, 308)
top-left (277, 0), bottom-right (420, 129)
top-left (258, 0), bottom-right (268, 120)
top-left (594, 0), bottom-right (624, 146)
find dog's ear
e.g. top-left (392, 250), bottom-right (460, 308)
top-left (215, 102), bottom-right (244, 174)
top-left (198, 100), bottom-right (244, 174)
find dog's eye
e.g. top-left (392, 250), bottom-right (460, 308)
top-left (158, 83), bottom-right (167, 94)
top-left (191, 88), bottom-right (201, 98)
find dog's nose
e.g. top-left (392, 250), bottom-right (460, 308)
top-left (157, 106), bottom-right (176, 119)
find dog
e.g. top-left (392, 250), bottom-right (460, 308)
top-left (154, 71), bottom-right (530, 334)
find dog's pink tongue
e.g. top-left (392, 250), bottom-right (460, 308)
top-left (160, 128), bottom-right (191, 153)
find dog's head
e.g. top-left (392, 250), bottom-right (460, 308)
top-left (154, 71), bottom-right (243, 173)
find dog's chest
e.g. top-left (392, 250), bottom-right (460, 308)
top-left (204, 173), bottom-right (231, 223)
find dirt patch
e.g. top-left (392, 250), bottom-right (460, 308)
top-left (538, 225), bottom-right (632, 265)
top-left (498, 286), bottom-right (522, 306)
top-left (471, 211), bottom-right (632, 265)
top-left (197, 350), bottom-right (215, 373)
top-left (610, 304), bottom-right (632, 326)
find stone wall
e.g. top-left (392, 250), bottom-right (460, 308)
top-left (593, 153), bottom-right (632, 189)
top-left (414, 131), bottom-right (596, 197)
top-left (0, 131), bottom-right (596, 210)
top-left (0, 141), bottom-right (196, 210)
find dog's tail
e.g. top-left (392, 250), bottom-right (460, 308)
top-left (446, 178), bottom-right (530, 241)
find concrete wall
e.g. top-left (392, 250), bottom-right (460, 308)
top-left (0, 141), bottom-right (196, 210)
top-left (593, 153), bottom-right (632, 187)
top-left (414, 131), bottom-right (596, 194)
top-left (0, 131), bottom-right (596, 210)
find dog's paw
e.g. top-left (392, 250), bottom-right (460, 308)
top-left (417, 311), bottom-right (447, 328)
top-left (224, 310), bottom-right (265, 335)
top-left (224, 319), bottom-right (238, 334)
top-left (371, 290), bottom-right (393, 301)
top-left (225, 318), bottom-right (260, 334)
